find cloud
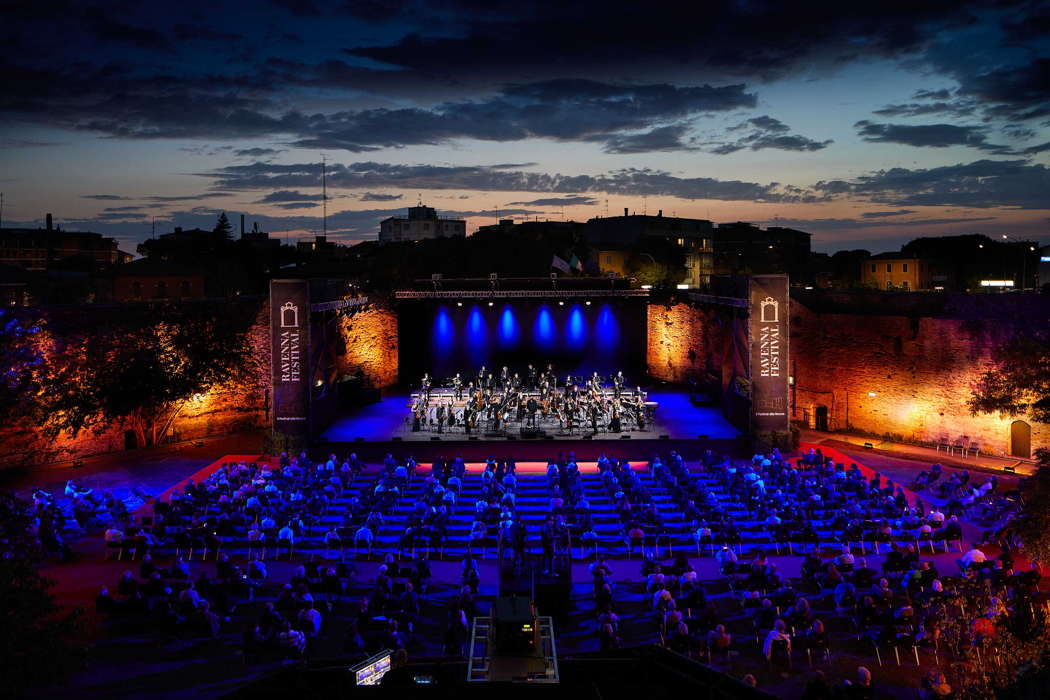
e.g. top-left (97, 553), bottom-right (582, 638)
top-left (506, 196), bottom-right (599, 207)
top-left (172, 23), bottom-right (243, 42)
top-left (599, 124), bottom-right (698, 154)
top-left (82, 7), bottom-right (168, 48)
top-left (204, 160), bottom-right (817, 203)
top-left (854, 120), bottom-right (1012, 153)
top-left (234, 147), bottom-right (283, 157)
top-left (709, 115), bottom-right (832, 154)
top-left (256, 190), bottom-right (326, 203)
top-left (913, 88), bottom-right (953, 100)
top-left (861, 209), bottom-right (916, 218)
top-left (144, 193), bottom-right (235, 202)
top-left (103, 206), bottom-right (147, 212)
top-left (272, 202), bottom-right (317, 210)
top-left (954, 57), bottom-right (1050, 122)
top-left (764, 215), bottom-right (995, 231)
top-left (357, 192), bottom-right (403, 201)
top-left (82, 194), bottom-right (128, 201)
top-left (820, 159), bottom-right (1050, 209)
top-left (872, 101), bottom-right (975, 118)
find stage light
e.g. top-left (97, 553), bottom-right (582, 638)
top-left (457, 302), bottom-right (463, 306)
top-left (585, 301), bottom-right (591, 305)
top-left (867, 391), bottom-right (877, 397)
top-left (488, 301), bottom-right (494, 306)
top-left (558, 301), bottom-right (564, 306)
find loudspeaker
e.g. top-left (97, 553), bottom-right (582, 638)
top-left (493, 596), bottom-right (536, 654)
top-left (583, 434), bottom-right (593, 440)
top-left (520, 427), bottom-right (541, 439)
top-left (430, 436), bottom-right (441, 441)
top-left (697, 434), bottom-right (709, 439)
top-left (354, 436), bottom-right (364, 442)
top-left (659, 434), bottom-right (670, 440)
top-left (392, 436), bottom-right (402, 441)
top-left (620, 434), bottom-right (631, 439)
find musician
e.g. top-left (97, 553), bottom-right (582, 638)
top-left (613, 371), bottom-right (624, 399)
top-left (527, 364), bottom-right (537, 390)
top-left (453, 373), bottom-right (464, 400)
top-left (499, 366), bottom-right (510, 389)
top-left (590, 371), bottom-right (602, 392)
top-left (421, 373), bottom-right (432, 400)
top-left (634, 393), bottom-right (646, 430)
top-left (477, 365), bottom-right (488, 387)
top-left (526, 396), bottom-right (539, 428)
top-left (565, 379), bottom-right (577, 400)
top-left (436, 403), bottom-right (446, 434)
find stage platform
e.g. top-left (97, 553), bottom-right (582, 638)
top-left (320, 389), bottom-right (740, 443)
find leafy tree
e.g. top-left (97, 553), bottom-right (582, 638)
top-left (0, 310), bottom-right (45, 425)
top-left (969, 328), bottom-right (1050, 424)
top-left (625, 236), bottom-right (687, 288)
top-left (38, 304), bottom-right (255, 448)
top-left (0, 492), bottom-right (85, 696)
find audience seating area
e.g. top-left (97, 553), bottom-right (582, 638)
top-left (68, 447), bottom-right (1046, 696)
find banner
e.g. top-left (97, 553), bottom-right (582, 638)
top-left (749, 274), bottom-right (790, 434)
top-left (270, 279), bottom-right (311, 440)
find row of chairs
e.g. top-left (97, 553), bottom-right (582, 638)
top-left (937, 434), bottom-right (981, 457)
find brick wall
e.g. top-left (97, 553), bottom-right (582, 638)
top-left (646, 302), bottom-right (712, 384)
top-left (791, 300), bottom-right (1048, 457)
top-left (336, 305), bottom-right (399, 388)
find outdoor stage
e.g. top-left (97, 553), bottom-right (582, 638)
top-left (321, 388), bottom-right (740, 443)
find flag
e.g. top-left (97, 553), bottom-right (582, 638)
top-left (551, 254), bottom-right (570, 273)
top-left (569, 254), bottom-right (583, 272)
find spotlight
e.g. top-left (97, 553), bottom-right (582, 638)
top-left (867, 391), bottom-right (877, 397)
top-left (558, 301), bottom-right (564, 306)
top-left (488, 301), bottom-right (494, 306)
top-left (457, 302), bottom-right (463, 307)
top-left (585, 301), bottom-right (591, 306)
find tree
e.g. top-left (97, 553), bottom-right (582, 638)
top-left (0, 492), bottom-right (85, 696)
top-left (213, 211), bottom-right (233, 239)
top-left (37, 303), bottom-right (255, 448)
top-left (625, 237), bottom-right (687, 288)
top-left (0, 309), bottom-right (45, 425)
top-left (968, 328), bottom-right (1050, 424)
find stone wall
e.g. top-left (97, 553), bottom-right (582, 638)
top-left (791, 297), bottom-right (1048, 458)
top-left (336, 305), bottom-right (399, 388)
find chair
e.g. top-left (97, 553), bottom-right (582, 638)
top-left (967, 440), bottom-right (981, 458)
top-left (951, 435), bottom-right (968, 455)
top-left (767, 638), bottom-right (791, 673)
top-left (936, 435), bottom-right (952, 453)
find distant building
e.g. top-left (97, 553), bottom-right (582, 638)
top-left (378, 205), bottom-right (466, 244)
top-left (0, 213), bottom-right (126, 270)
top-left (113, 258), bottom-right (206, 301)
top-left (0, 263), bottom-right (30, 305)
top-left (1039, 245), bottom-right (1050, 291)
top-left (585, 210), bottom-right (714, 287)
top-left (860, 253), bottom-right (932, 291)
top-left (713, 222), bottom-right (812, 280)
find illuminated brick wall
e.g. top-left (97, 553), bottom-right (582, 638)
top-left (336, 305), bottom-right (399, 388)
top-left (791, 299), bottom-right (1048, 457)
top-left (647, 302), bottom-right (712, 384)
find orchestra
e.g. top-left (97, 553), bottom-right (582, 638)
top-left (407, 366), bottom-right (655, 436)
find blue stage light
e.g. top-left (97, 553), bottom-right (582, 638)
top-left (533, 304), bottom-right (555, 348)
top-left (567, 304), bottom-right (586, 349)
top-left (467, 305), bottom-right (488, 364)
top-left (432, 306), bottom-right (453, 355)
top-left (499, 305), bottom-right (519, 347)
top-left (596, 304), bottom-right (620, 352)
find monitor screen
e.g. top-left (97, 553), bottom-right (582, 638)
top-left (351, 650), bottom-right (392, 686)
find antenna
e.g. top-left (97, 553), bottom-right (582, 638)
top-left (0, 192), bottom-right (4, 230)
top-left (321, 155), bottom-right (327, 238)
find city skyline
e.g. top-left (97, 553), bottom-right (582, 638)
top-left (2, 1), bottom-right (1049, 254)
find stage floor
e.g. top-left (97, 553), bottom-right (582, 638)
top-left (320, 389), bottom-right (740, 442)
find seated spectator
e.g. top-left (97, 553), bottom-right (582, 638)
top-left (762, 619), bottom-right (792, 659)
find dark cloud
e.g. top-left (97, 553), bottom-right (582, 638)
top-left (204, 160), bottom-right (818, 203)
top-left (710, 115), bottom-right (832, 154)
top-left (822, 159), bottom-right (1050, 209)
top-left (0, 137), bottom-right (62, 147)
top-left (142, 193), bottom-right (235, 203)
top-left (854, 120), bottom-right (1011, 153)
top-left (951, 57), bottom-right (1050, 122)
top-left (172, 24), bottom-right (243, 42)
top-left (765, 215), bottom-right (996, 231)
top-left (82, 7), bottom-right (168, 48)
top-left (290, 80), bottom-right (754, 152)
top-left (233, 147), bottom-right (283, 157)
top-left (506, 196), bottom-right (599, 207)
top-left (256, 190), bottom-right (326, 203)
top-left (268, 0), bottom-right (321, 16)
top-left (860, 209), bottom-right (916, 218)
top-left (600, 125), bottom-right (698, 154)
top-left (872, 101), bottom-right (975, 117)
top-left (102, 206), bottom-right (147, 212)
top-left (82, 194), bottom-right (128, 201)
top-left (357, 192), bottom-right (403, 201)
top-left (272, 202), bottom-right (317, 210)
top-left (913, 88), bottom-right (953, 100)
